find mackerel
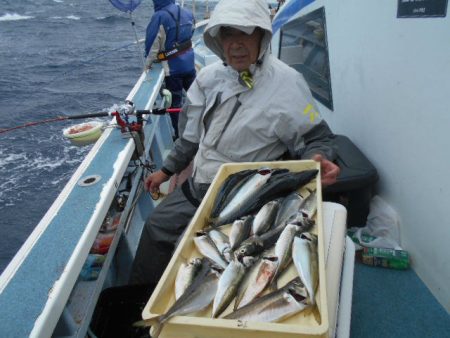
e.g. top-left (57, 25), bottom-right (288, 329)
top-left (210, 169), bottom-right (257, 218)
top-left (274, 192), bottom-right (305, 228)
top-left (242, 170), bottom-right (318, 216)
top-left (229, 215), bottom-right (253, 251)
top-left (224, 277), bottom-right (310, 322)
top-left (270, 222), bottom-right (301, 286)
top-left (212, 259), bottom-right (246, 318)
top-left (135, 258), bottom-right (220, 337)
top-left (252, 199), bottom-right (280, 235)
top-left (234, 253), bottom-right (278, 310)
top-left (293, 232), bottom-right (318, 304)
top-left (211, 167), bottom-right (273, 226)
top-left (193, 231), bottom-right (228, 269)
top-left (208, 229), bottom-right (232, 262)
top-left (236, 213), bottom-right (314, 260)
top-left (174, 257), bottom-right (203, 300)
top-left (300, 189), bottom-right (317, 219)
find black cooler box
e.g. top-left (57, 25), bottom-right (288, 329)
top-left (323, 135), bottom-right (378, 227)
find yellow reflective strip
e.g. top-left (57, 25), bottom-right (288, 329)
top-left (303, 104), bottom-right (319, 123)
top-left (303, 104), bottom-right (313, 115)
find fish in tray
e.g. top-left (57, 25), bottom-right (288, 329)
top-left (174, 258), bottom-right (203, 300)
top-left (234, 251), bottom-right (278, 310)
top-left (252, 199), bottom-right (280, 235)
top-left (269, 222), bottom-right (304, 288)
top-left (135, 258), bottom-right (221, 337)
top-left (193, 230), bottom-right (229, 269)
top-left (208, 228), bottom-right (232, 262)
top-left (274, 191), bottom-right (306, 229)
top-left (211, 167), bottom-right (274, 227)
top-left (223, 277), bottom-right (311, 322)
top-left (229, 215), bottom-right (253, 251)
top-left (210, 169), bottom-right (257, 219)
top-left (234, 218), bottom-right (313, 309)
top-left (299, 189), bottom-right (318, 219)
top-left (293, 232), bottom-right (319, 304)
top-left (212, 258), bottom-right (246, 318)
top-left (235, 213), bottom-right (315, 261)
top-left (211, 169), bottom-right (318, 227)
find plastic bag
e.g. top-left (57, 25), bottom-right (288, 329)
top-left (348, 195), bottom-right (401, 250)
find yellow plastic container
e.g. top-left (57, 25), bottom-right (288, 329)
top-left (63, 121), bottom-right (104, 146)
top-left (143, 160), bottom-right (329, 338)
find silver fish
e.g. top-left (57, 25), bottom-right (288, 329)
top-left (252, 199), bottom-right (280, 235)
top-left (174, 258), bottom-right (203, 300)
top-left (292, 232), bottom-right (318, 304)
top-left (274, 192), bottom-right (306, 228)
top-left (193, 232), bottom-right (228, 269)
top-left (210, 169), bottom-right (257, 218)
top-left (224, 277), bottom-right (310, 322)
top-left (229, 216), bottom-right (253, 251)
top-left (300, 189), bottom-right (317, 219)
top-left (236, 212), bottom-right (314, 260)
top-left (236, 170), bottom-right (319, 218)
top-left (136, 259), bottom-right (220, 337)
top-left (212, 168), bottom-right (273, 226)
top-left (212, 259), bottom-right (246, 318)
top-left (234, 254), bottom-right (278, 310)
top-left (270, 222), bottom-right (301, 286)
top-left (208, 229), bottom-right (232, 262)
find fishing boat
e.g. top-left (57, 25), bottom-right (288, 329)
top-left (0, 0), bottom-right (449, 337)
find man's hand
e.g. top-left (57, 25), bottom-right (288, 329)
top-left (144, 56), bottom-right (153, 71)
top-left (144, 170), bottom-right (171, 193)
top-left (312, 154), bottom-right (340, 187)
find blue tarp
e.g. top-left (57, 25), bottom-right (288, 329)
top-left (109, 0), bottom-right (143, 13)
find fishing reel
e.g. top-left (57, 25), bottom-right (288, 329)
top-left (112, 100), bottom-right (142, 133)
top-left (111, 100), bottom-right (145, 158)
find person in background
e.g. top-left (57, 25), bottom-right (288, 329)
top-left (145, 0), bottom-right (196, 138)
top-left (130, 0), bottom-right (340, 285)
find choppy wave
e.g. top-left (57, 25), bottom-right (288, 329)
top-left (0, 13), bottom-right (34, 22)
top-left (66, 15), bottom-right (81, 20)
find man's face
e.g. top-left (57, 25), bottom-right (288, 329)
top-left (220, 27), bottom-right (263, 72)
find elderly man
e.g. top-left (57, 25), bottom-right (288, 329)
top-left (129, 0), bottom-right (339, 285)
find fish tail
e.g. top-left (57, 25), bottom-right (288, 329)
top-left (133, 315), bottom-right (162, 333)
top-left (133, 318), bottom-right (153, 328)
top-left (150, 323), bottom-right (163, 338)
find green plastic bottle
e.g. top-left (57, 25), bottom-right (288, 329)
top-left (361, 247), bottom-right (410, 270)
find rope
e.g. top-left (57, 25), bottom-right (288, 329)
top-left (129, 11), bottom-right (146, 70)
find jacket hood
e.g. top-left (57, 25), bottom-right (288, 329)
top-left (204, 0), bottom-right (272, 63)
top-left (152, 0), bottom-right (174, 11)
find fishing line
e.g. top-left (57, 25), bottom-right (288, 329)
top-left (0, 108), bottom-right (180, 134)
top-left (48, 39), bottom-right (145, 84)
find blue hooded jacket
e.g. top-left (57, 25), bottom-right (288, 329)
top-left (145, 0), bottom-right (195, 76)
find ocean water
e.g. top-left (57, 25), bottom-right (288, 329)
top-left (0, 0), bottom-right (214, 274)
top-left (0, 0), bottom-right (154, 273)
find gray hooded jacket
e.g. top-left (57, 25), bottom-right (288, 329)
top-left (163, 0), bottom-right (335, 184)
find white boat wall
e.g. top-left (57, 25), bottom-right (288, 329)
top-left (271, 0), bottom-right (450, 312)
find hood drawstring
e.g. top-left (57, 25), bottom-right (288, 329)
top-left (239, 70), bottom-right (253, 89)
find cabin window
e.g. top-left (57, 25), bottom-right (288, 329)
top-left (278, 7), bottom-right (333, 110)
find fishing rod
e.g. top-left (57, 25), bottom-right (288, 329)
top-left (0, 104), bottom-right (181, 135)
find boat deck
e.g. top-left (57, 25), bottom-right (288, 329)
top-left (350, 261), bottom-right (450, 337)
